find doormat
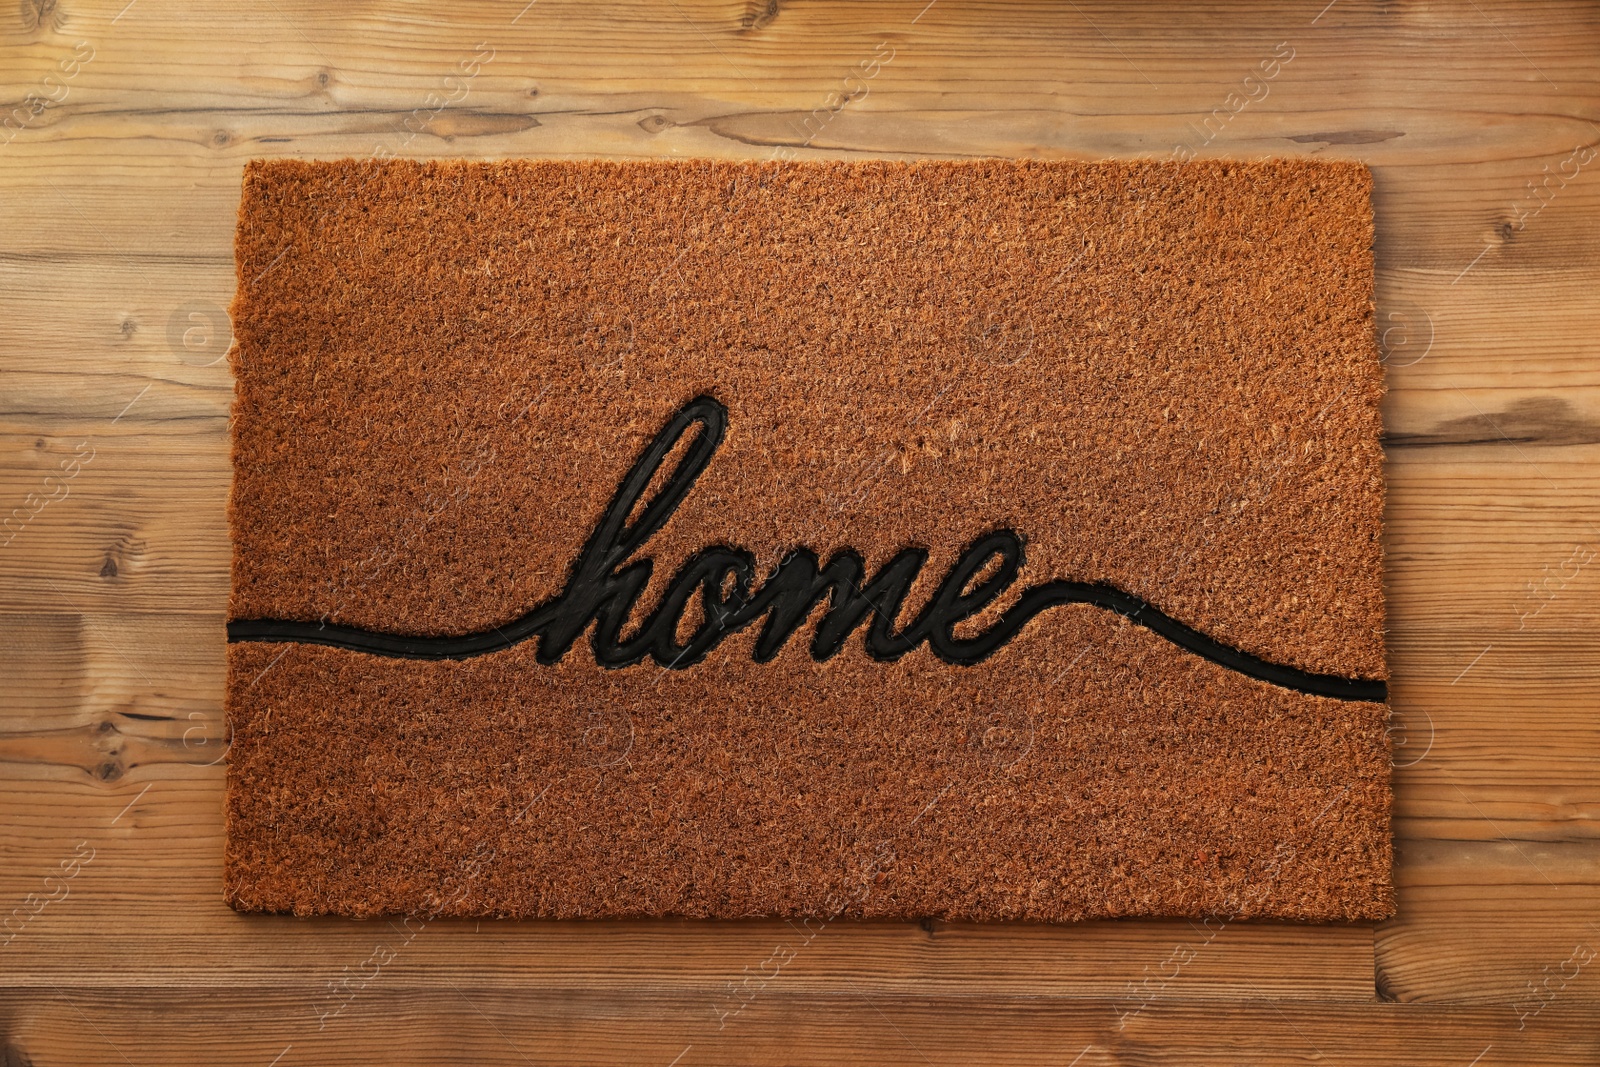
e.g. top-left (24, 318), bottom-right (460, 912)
top-left (224, 158), bottom-right (1393, 922)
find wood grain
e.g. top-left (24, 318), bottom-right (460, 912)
top-left (5, 989), bottom-right (1598, 1066)
top-left (3, 0), bottom-right (1599, 1060)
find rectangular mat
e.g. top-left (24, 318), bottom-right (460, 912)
top-left (225, 157), bottom-right (1393, 922)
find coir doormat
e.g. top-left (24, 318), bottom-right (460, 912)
top-left (225, 158), bottom-right (1393, 922)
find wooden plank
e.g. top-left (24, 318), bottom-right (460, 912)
top-left (2, 988), bottom-right (1597, 1066)
top-left (0, 3), bottom-right (1596, 265)
top-left (1379, 839), bottom-right (1600, 1004)
top-left (1380, 270), bottom-right (1600, 444)
top-left (4, 0), bottom-right (1593, 114)
top-left (0, 446), bottom-right (229, 612)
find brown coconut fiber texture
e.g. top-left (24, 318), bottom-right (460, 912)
top-left (225, 157), bottom-right (1393, 922)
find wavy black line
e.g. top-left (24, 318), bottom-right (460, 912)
top-left (228, 395), bottom-right (1387, 704)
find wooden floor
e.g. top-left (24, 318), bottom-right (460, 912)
top-left (3, 0), bottom-right (1598, 1062)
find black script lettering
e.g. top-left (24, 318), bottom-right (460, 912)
top-left (520, 397), bottom-right (1036, 669)
top-left (228, 395), bottom-right (1388, 702)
